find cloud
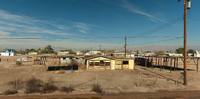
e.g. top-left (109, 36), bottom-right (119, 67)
top-left (73, 22), bottom-right (90, 34)
top-left (121, 0), bottom-right (166, 23)
top-left (0, 31), bottom-right (9, 37)
top-left (0, 9), bottom-right (94, 39)
top-left (0, 9), bottom-right (100, 48)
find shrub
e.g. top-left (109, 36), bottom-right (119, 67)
top-left (16, 61), bottom-right (22, 66)
top-left (24, 77), bottom-right (43, 94)
top-left (91, 84), bottom-right (104, 94)
top-left (25, 77), bottom-right (59, 94)
top-left (3, 89), bottom-right (18, 95)
top-left (7, 79), bottom-right (24, 90)
top-left (59, 86), bottom-right (74, 93)
top-left (41, 82), bottom-right (58, 93)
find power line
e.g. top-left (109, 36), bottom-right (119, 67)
top-left (134, 16), bottom-right (183, 36)
top-left (0, 37), bottom-right (41, 39)
top-left (131, 36), bottom-right (183, 46)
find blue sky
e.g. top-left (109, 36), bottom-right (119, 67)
top-left (0, 0), bottom-right (199, 50)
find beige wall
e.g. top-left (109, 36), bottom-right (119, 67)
top-left (113, 59), bottom-right (134, 70)
top-left (86, 57), bottom-right (134, 70)
top-left (128, 59), bottom-right (134, 69)
top-left (111, 60), bottom-right (115, 70)
top-left (86, 57), bottom-right (112, 70)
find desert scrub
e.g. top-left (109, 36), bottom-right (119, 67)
top-left (41, 82), bottom-right (58, 93)
top-left (16, 61), bottom-right (22, 66)
top-left (59, 86), bottom-right (74, 93)
top-left (3, 89), bottom-right (18, 95)
top-left (24, 77), bottom-right (44, 93)
top-left (91, 83), bottom-right (104, 94)
top-left (7, 79), bottom-right (24, 90)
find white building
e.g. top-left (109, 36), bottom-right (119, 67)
top-left (0, 49), bottom-right (15, 56)
top-left (28, 52), bottom-right (38, 55)
top-left (60, 57), bottom-right (71, 64)
top-left (57, 51), bottom-right (69, 56)
top-left (113, 52), bottom-right (134, 58)
top-left (76, 51), bottom-right (83, 55)
top-left (85, 51), bottom-right (102, 56)
top-left (17, 56), bottom-right (28, 62)
top-left (166, 53), bottom-right (183, 57)
top-left (194, 50), bottom-right (200, 57)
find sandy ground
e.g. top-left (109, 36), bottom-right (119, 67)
top-left (0, 63), bottom-right (200, 97)
top-left (1, 91), bottom-right (200, 99)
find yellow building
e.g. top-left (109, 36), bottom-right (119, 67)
top-left (86, 56), bottom-right (134, 70)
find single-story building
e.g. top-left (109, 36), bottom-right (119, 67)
top-left (28, 52), bottom-right (38, 55)
top-left (57, 51), bottom-right (69, 56)
top-left (86, 56), bottom-right (134, 70)
top-left (17, 56), bottom-right (28, 62)
top-left (85, 51), bottom-right (102, 56)
top-left (75, 51), bottom-right (83, 55)
top-left (0, 49), bottom-right (15, 56)
top-left (112, 52), bottom-right (134, 58)
top-left (60, 57), bottom-right (71, 64)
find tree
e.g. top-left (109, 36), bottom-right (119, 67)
top-left (176, 48), bottom-right (195, 54)
top-left (155, 50), bottom-right (166, 56)
top-left (40, 45), bottom-right (55, 54)
top-left (25, 48), bottom-right (37, 54)
top-left (176, 48), bottom-right (184, 54)
top-left (37, 48), bottom-right (42, 54)
top-left (188, 49), bottom-right (195, 54)
top-left (68, 49), bottom-right (76, 54)
top-left (101, 49), bottom-right (115, 54)
top-left (60, 49), bottom-right (76, 54)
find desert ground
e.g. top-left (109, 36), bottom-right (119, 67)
top-left (0, 65), bottom-right (198, 90)
top-left (1, 61), bottom-right (200, 98)
top-left (2, 91), bottom-right (200, 99)
top-left (0, 65), bottom-right (183, 94)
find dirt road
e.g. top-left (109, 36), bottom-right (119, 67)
top-left (1, 90), bottom-right (200, 99)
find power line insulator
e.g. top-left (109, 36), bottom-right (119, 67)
top-left (187, 0), bottom-right (191, 9)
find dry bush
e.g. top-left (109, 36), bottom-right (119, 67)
top-left (24, 77), bottom-right (44, 94)
top-left (41, 82), bottom-right (58, 93)
top-left (7, 79), bottom-right (24, 90)
top-left (59, 86), bottom-right (74, 93)
top-left (134, 78), bottom-right (143, 87)
top-left (134, 81), bottom-right (142, 87)
top-left (16, 61), bottom-right (22, 66)
top-left (91, 84), bottom-right (104, 94)
top-left (134, 78), bottom-right (158, 87)
top-left (25, 77), bottom-right (59, 94)
top-left (146, 78), bottom-right (158, 87)
top-left (3, 89), bottom-right (18, 95)
top-left (90, 97), bottom-right (102, 99)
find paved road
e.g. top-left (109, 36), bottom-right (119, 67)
top-left (1, 91), bottom-right (200, 99)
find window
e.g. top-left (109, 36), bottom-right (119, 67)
top-left (123, 61), bottom-right (129, 65)
top-left (95, 62), bottom-right (100, 66)
top-left (89, 62), bottom-right (95, 66)
top-left (90, 60), bottom-right (110, 66)
top-left (105, 62), bottom-right (110, 66)
top-left (100, 60), bottom-right (104, 65)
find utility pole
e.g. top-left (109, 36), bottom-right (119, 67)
top-left (124, 36), bottom-right (127, 58)
top-left (99, 44), bottom-right (102, 51)
top-left (183, 0), bottom-right (188, 85)
top-left (183, 0), bottom-right (191, 85)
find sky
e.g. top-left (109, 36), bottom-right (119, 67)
top-left (0, 0), bottom-right (199, 50)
